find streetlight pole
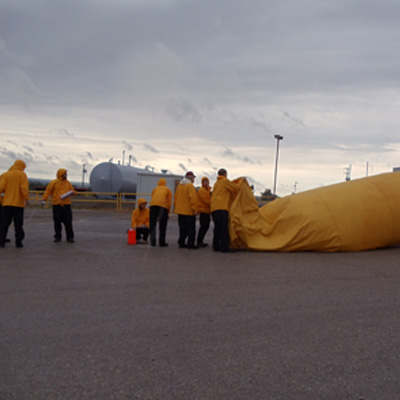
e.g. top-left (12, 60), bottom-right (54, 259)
top-left (81, 163), bottom-right (87, 188)
top-left (273, 134), bottom-right (283, 195)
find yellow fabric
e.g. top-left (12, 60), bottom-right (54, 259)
top-left (131, 198), bottom-right (150, 228)
top-left (174, 179), bottom-right (198, 215)
top-left (0, 160), bottom-right (29, 208)
top-left (0, 172), bottom-right (5, 205)
top-left (150, 178), bottom-right (172, 211)
top-left (197, 186), bottom-right (211, 214)
top-left (210, 176), bottom-right (241, 212)
top-left (42, 169), bottom-right (76, 206)
top-left (229, 173), bottom-right (400, 252)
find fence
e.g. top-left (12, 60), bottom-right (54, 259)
top-left (28, 191), bottom-right (147, 211)
top-left (28, 191), bottom-right (272, 211)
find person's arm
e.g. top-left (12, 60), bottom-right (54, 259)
top-left (131, 210), bottom-right (138, 229)
top-left (42, 180), bottom-right (55, 201)
top-left (21, 174), bottom-right (30, 202)
top-left (189, 185), bottom-right (199, 213)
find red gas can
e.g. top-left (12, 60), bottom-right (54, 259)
top-left (128, 229), bottom-right (136, 245)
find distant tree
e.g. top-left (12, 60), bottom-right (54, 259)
top-left (260, 188), bottom-right (277, 202)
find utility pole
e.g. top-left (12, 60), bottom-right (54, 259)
top-left (81, 163), bottom-right (87, 188)
top-left (273, 134), bottom-right (283, 194)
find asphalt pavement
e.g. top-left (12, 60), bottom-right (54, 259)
top-left (1, 208), bottom-right (400, 400)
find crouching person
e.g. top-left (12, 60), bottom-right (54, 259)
top-left (131, 198), bottom-right (150, 243)
top-left (42, 169), bottom-right (76, 243)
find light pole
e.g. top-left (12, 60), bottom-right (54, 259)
top-left (81, 163), bottom-right (87, 188)
top-left (273, 134), bottom-right (283, 194)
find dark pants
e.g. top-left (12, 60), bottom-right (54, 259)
top-left (211, 210), bottom-right (230, 252)
top-left (197, 213), bottom-right (210, 245)
top-left (178, 214), bottom-right (196, 247)
top-left (149, 206), bottom-right (168, 246)
top-left (0, 206), bottom-right (25, 246)
top-left (136, 227), bottom-right (150, 241)
top-left (53, 205), bottom-right (74, 241)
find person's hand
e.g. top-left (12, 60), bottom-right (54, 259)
top-left (40, 200), bottom-right (46, 206)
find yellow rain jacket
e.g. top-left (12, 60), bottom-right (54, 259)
top-left (42, 168), bottom-right (76, 206)
top-left (229, 173), bottom-right (400, 252)
top-left (0, 172), bottom-right (5, 205)
top-left (210, 175), bottom-right (241, 212)
top-left (0, 160), bottom-right (29, 208)
top-left (197, 178), bottom-right (211, 214)
top-left (131, 198), bottom-right (150, 228)
top-left (174, 178), bottom-right (198, 215)
top-left (150, 178), bottom-right (172, 211)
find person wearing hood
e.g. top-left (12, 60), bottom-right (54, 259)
top-left (131, 198), bottom-right (150, 243)
top-left (210, 168), bottom-right (241, 253)
top-left (149, 178), bottom-right (172, 247)
top-left (0, 168), bottom-right (13, 244)
top-left (196, 176), bottom-right (211, 247)
top-left (174, 171), bottom-right (199, 249)
top-left (42, 168), bottom-right (76, 243)
top-left (0, 160), bottom-right (30, 248)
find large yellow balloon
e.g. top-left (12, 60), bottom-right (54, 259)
top-left (229, 173), bottom-right (400, 252)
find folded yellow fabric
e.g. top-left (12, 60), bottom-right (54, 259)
top-left (229, 173), bottom-right (400, 252)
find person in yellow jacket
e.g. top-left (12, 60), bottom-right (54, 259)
top-left (149, 178), bottom-right (172, 247)
top-left (0, 169), bottom-right (12, 244)
top-left (131, 198), bottom-right (150, 243)
top-left (210, 168), bottom-right (241, 253)
top-left (0, 160), bottom-right (30, 248)
top-left (196, 176), bottom-right (211, 247)
top-left (42, 168), bottom-right (76, 243)
top-left (174, 171), bottom-right (199, 249)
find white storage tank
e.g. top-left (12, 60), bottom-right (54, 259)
top-left (89, 162), bottom-right (149, 194)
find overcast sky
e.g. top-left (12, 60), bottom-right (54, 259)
top-left (1, 0), bottom-right (400, 195)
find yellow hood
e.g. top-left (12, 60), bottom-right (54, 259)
top-left (12, 160), bottom-right (26, 171)
top-left (137, 197), bottom-right (147, 207)
top-left (57, 168), bottom-right (67, 179)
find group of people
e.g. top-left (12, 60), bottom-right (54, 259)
top-left (131, 168), bottom-right (242, 253)
top-left (0, 160), bottom-right (76, 248)
top-left (1, 159), bottom-right (242, 253)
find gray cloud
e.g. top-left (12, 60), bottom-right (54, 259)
top-left (221, 146), bottom-right (261, 165)
top-left (0, 147), bottom-right (18, 161)
top-left (122, 141), bottom-right (133, 151)
top-left (57, 129), bottom-right (74, 138)
top-left (143, 143), bottom-right (159, 153)
top-left (1, 0), bottom-right (400, 194)
top-left (6, 140), bottom-right (18, 147)
top-left (23, 145), bottom-right (34, 153)
top-left (203, 157), bottom-right (217, 170)
top-left (178, 163), bottom-right (187, 172)
top-left (166, 101), bottom-right (202, 124)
